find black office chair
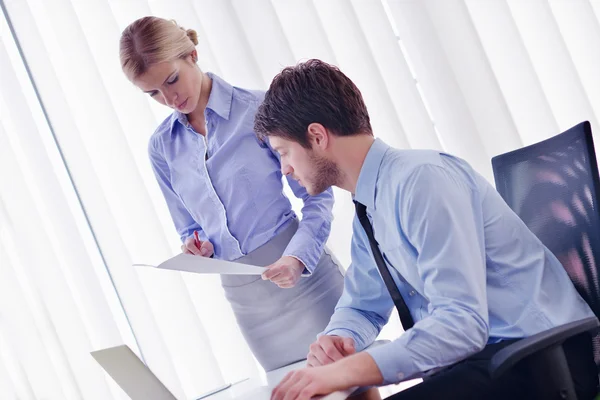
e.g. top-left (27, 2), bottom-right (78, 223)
top-left (491, 121), bottom-right (600, 399)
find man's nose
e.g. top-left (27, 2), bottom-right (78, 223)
top-left (281, 164), bottom-right (293, 176)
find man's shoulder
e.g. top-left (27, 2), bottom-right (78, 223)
top-left (380, 148), bottom-right (445, 182)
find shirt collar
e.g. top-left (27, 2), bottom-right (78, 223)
top-left (204, 72), bottom-right (233, 120)
top-left (354, 138), bottom-right (389, 210)
top-left (171, 72), bottom-right (233, 130)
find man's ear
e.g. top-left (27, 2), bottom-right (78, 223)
top-left (307, 123), bottom-right (329, 150)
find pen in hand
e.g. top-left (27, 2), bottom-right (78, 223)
top-left (193, 230), bottom-right (214, 258)
top-left (194, 230), bottom-right (201, 249)
top-left (181, 232), bottom-right (214, 257)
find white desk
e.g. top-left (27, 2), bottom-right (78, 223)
top-left (206, 360), bottom-right (356, 400)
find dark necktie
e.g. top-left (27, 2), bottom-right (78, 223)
top-left (354, 201), bottom-right (415, 330)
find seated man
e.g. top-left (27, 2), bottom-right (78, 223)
top-left (253, 59), bottom-right (598, 400)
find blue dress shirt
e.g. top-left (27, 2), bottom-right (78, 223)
top-left (148, 73), bottom-right (334, 272)
top-left (323, 138), bottom-right (594, 384)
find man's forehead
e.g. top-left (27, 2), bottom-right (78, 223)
top-left (268, 136), bottom-right (287, 150)
top-left (269, 135), bottom-right (294, 149)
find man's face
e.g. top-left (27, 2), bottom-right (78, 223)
top-left (269, 135), bottom-right (340, 195)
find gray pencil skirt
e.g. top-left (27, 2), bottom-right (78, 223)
top-left (220, 220), bottom-right (344, 371)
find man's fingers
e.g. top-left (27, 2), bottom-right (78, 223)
top-left (282, 377), bottom-right (308, 400)
top-left (278, 371), bottom-right (294, 389)
top-left (341, 337), bottom-right (355, 355)
top-left (272, 372), bottom-right (295, 400)
top-left (298, 384), bottom-right (317, 400)
top-left (332, 337), bottom-right (354, 355)
top-left (306, 353), bottom-right (321, 367)
top-left (319, 338), bottom-right (345, 362)
top-left (309, 342), bottom-right (335, 366)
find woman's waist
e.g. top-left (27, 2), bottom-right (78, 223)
top-left (193, 196), bottom-right (294, 244)
top-left (236, 218), bottom-right (298, 263)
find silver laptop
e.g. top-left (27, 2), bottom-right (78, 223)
top-left (92, 345), bottom-right (349, 400)
top-left (91, 345), bottom-right (239, 400)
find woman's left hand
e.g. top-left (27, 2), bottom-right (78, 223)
top-left (262, 256), bottom-right (306, 288)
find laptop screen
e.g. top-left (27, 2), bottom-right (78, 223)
top-left (91, 345), bottom-right (178, 400)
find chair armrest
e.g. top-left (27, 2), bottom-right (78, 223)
top-left (489, 316), bottom-right (599, 379)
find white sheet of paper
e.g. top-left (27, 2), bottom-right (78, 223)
top-left (134, 253), bottom-right (267, 275)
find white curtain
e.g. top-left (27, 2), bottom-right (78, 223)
top-left (0, 0), bottom-right (599, 399)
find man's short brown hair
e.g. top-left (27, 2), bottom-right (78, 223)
top-left (254, 59), bottom-right (372, 147)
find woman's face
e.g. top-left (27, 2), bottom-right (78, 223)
top-left (133, 53), bottom-right (202, 114)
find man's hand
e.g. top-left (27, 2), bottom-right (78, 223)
top-left (271, 363), bottom-right (347, 400)
top-left (307, 335), bottom-right (355, 367)
top-left (262, 256), bottom-right (306, 288)
top-left (271, 352), bottom-right (384, 400)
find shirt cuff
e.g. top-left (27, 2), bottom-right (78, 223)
top-left (283, 221), bottom-right (330, 274)
top-left (322, 310), bottom-right (382, 352)
top-left (321, 328), bottom-right (356, 340)
top-left (365, 338), bottom-right (420, 385)
top-left (286, 255), bottom-right (311, 277)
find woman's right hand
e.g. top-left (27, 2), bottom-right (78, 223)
top-left (181, 236), bottom-right (214, 257)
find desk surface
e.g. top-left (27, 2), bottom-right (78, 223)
top-left (206, 360), bottom-right (355, 400)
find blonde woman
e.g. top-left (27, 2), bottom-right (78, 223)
top-left (119, 17), bottom-right (344, 371)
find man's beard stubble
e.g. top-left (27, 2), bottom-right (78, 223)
top-left (307, 152), bottom-right (342, 195)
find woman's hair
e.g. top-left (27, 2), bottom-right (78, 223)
top-left (119, 16), bottom-right (198, 79)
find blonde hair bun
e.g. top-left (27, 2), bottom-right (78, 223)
top-left (186, 29), bottom-right (198, 46)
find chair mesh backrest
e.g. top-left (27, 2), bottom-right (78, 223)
top-left (492, 121), bottom-right (600, 367)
